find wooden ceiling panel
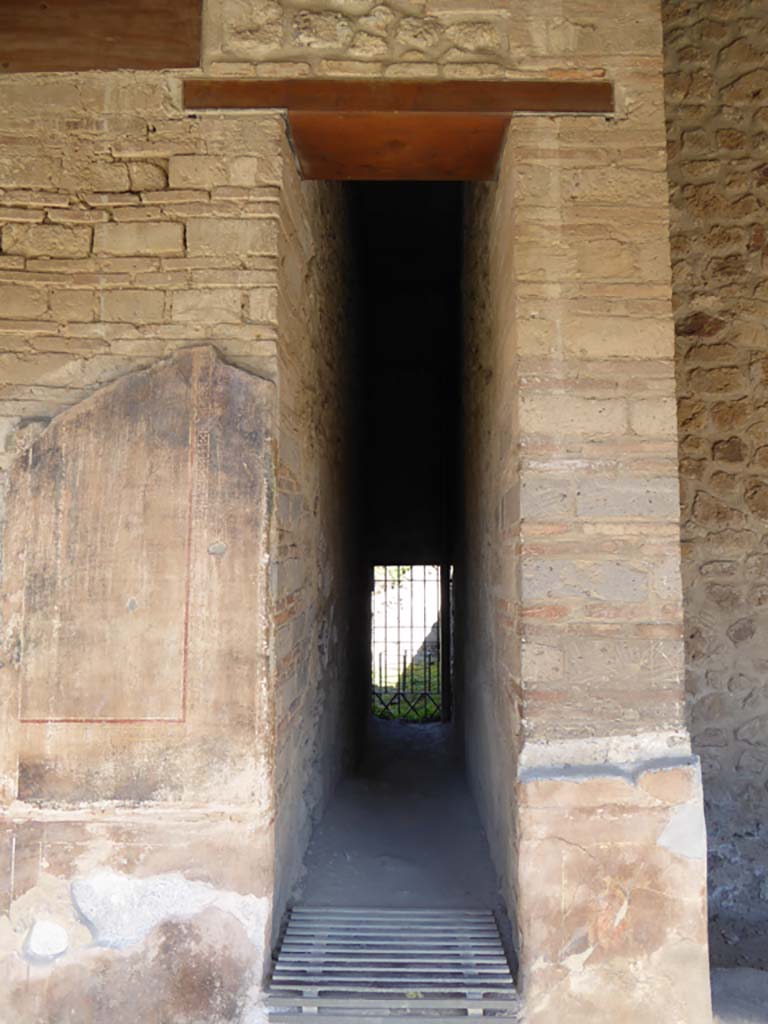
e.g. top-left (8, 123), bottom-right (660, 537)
top-left (288, 112), bottom-right (509, 181)
top-left (0, 0), bottom-right (203, 73)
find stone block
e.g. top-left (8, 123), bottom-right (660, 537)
top-left (292, 11), bottom-right (355, 48)
top-left (49, 289), bottom-right (95, 323)
top-left (168, 155), bottom-right (226, 190)
top-left (564, 317), bottom-right (673, 360)
top-left (0, 284), bottom-right (47, 320)
top-left (523, 558), bottom-right (649, 603)
top-left (523, 641), bottom-right (564, 683)
top-left (186, 217), bottom-right (279, 258)
top-left (248, 287), bottom-right (278, 323)
top-left (520, 477), bottom-right (573, 520)
top-left (575, 477), bottom-right (680, 519)
top-left (93, 222), bottom-right (184, 257)
top-left (171, 288), bottom-right (242, 324)
top-left (520, 394), bottom-right (626, 437)
top-left (2, 223), bottom-right (92, 259)
top-left (629, 397), bottom-right (678, 437)
top-left (127, 162), bottom-right (168, 191)
top-left (100, 289), bottom-right (166, 323)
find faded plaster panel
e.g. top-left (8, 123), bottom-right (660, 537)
top-left (5, 347), bottom-right (276, 803)
top-left (11, 350), bottom-right (192, 722)
top-left (517, 760), bottom-right (712, 1024)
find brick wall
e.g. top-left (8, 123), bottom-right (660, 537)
top-left (663, 0), bottom-right (768, 964)
top-left (0, 72), bottom-right (283, 471)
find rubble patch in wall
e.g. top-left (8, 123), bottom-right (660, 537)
top-left (663, 0), bottom-right (768, 965)
top-left (2, 868), bottom-right (271, 1024)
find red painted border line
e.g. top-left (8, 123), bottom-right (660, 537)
top-left (21, 717), bottom-right (185, 724)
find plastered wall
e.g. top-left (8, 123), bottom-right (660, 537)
top-left (663, 0), bottom-right (768, 964)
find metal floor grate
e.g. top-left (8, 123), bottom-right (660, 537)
top-left (266, 906), bottom-right (520, 1021)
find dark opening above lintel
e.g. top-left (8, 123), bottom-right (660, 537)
top-left (183, 78), bottom-right (614, 182)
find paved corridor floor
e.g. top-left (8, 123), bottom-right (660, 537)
top-left (296, 718), bottom-right (499, 911)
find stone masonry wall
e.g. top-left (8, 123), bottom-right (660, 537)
top-left (462, 0), bottom-right (713, 1014)
top-left (663, 0), bottom-right (768, 965)
top-left (461, 144), bottom-right (524, 951)
top-left (271, 145), bottom-right (360, 931)
top-left (0, 72), bottom-right (284, 461)
top-left (0, 71), bottom-right (294, 1021)
top-left (203, 0), bottom-right (652, 81)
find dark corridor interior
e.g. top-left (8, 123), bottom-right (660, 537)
top-left (349, 183), bottom-right (463, 727)
top-left (351, 182), bottom-right (463, 568)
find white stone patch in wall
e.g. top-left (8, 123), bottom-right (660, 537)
top-left (519, 730), bottom-right (692, 769)
top-left (24, 919), bottom-right (69, 961)
top-left (71, 869), bottom-right (270, 954)
top-left (658, 798), bottom-right (707, 861)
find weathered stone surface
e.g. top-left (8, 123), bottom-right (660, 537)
top-left (24, 920), bottom-right (69, 961)
top-left (93, 221), bottom-right (184, 256)
top-left (3, 903), bottom-right (262, 1024)
top-left (2, 346), bottom-right (275, 803)
top-left (186, 217), bottom-right (278, 257)
top-left (463, 17), bottom-right (697, 1001)
top-left (2, 223), bottom-right (92, 258)
top-left (517, 760), bottom-right (711, 1024)
top-left (71, 869), bottom-right (269, 951)
top-left (664, 0), bottom-right (768, 957)
top-left (0, 284), bottom-right (47, 319)
top-left (100, 288), bottom-right (165, 322)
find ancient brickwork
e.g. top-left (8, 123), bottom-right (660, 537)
top-left (0, 72), bottom-right (283, 474)
top-left (204, 0), bottom-right (655, 80)
top-left (663, 0), bottom-right (768, 962)
top-left (462, 1), bottom-right (712, 1014)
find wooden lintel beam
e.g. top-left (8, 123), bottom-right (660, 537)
top-left (183, 78), bottom-right (614, 181)
top-left (183, 78), bottom-right (614, 116)
top-left (0, 0), bottom-right (203, 73)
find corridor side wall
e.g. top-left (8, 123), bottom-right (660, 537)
top-left (461, 162), bottom-right (523, 940)
top-left (271, 146), bottom-right (361, 930)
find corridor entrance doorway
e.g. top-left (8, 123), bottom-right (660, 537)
top-left (266, 178), bottom-right (522, 1016)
